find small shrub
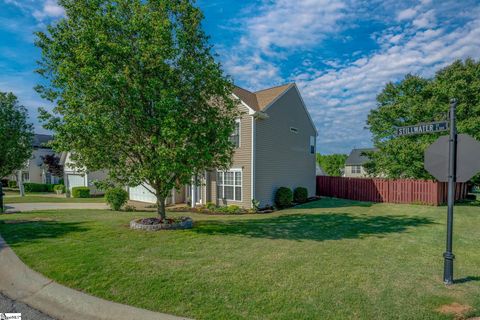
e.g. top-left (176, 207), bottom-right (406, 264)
top-left (72, 186), bottom-right (90, 198)
top-left (205, 202), bottom-right (218, 211)
top-left (217, 205), bottom-right (242, 214)
top-left (293, 187), bottom-right (308, 203)
top-left (105, 187), bottom-right (128, 210)
top-left (46, 184), bottom-right (55, 192)
top-left (8, 180), bottom-right (17, 188)
top-left (252, 199), bottom-right (260, 211)
top-left (275, 187), bottom-right (293, 208)
top-left (53, 184), bottom-right (65, 194)
top-left (23, 183), bottom-right (48, 192)
top-left (124, 204), bottom-right (136, 212)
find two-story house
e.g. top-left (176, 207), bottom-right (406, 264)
top-left (6, 134), bottom-right (62, 184)
top-left (343, 148), bottom-right (377, 178)
top-left (129, 83), bottom-right (318, 208)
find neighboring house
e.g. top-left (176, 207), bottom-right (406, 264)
top-left (6, 134), bottom-right (61, 184)
top-left (343, 148), bottom-right (377, 178)
top-left (60, 152), bottom-right (107, 195)
top-left (129, 83), bottom-right (318, 208)
top-left (316, 163), bottom-right (328, 176)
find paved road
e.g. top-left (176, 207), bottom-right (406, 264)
top-left (5, 203), bottom-right (109, 213)
top-left (0, 293), bottom-right (55, 320)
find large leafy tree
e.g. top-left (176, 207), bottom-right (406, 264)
top-left (366, 59), bottom-right (480, 180)
top-left (36, 0), bottom-right (238, 218)
top-left (316, 153), bottom-right (347, 176)
top-left (0, 91), bottom-right (34, 212)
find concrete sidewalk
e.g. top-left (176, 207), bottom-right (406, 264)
top-left (4, 203), bottom-right (109, 213)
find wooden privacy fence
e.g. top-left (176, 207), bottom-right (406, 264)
top-left (316, 176), bottom-right (469, 206)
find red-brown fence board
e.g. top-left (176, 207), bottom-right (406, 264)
top-left (316, 176), bottom-right (468, 206)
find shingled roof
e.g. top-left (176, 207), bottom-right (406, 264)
top-left (233, 83), bottom-right (294, 111)
top-left (33, 134), bottom-right (53, 148)
top-left (345, 148), bottom-right (378, 166)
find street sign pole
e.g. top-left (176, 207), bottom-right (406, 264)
top-left (443, 98), bottom-right (457, 285)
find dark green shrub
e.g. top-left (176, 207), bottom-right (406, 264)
top-left (205, 202), bottom-right (218, 211)
top-left (72, 186), bottom-right (90, 198)
top-left (8, 180), bottom-right (17, 188)
top-left (275, 187), bottom-right (293, 208)
top-left (105, 187), bottom-right (128, 211)
top-left (46, 184), bottom-right (55, 192)
top-left (293, 187), bottom-right (308, 203)
top-left (23, 183), bottom-right (48, 192)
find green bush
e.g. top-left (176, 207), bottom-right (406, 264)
top-left (293, 187), bottom-right (308, 203)
top-left (72, 186), bottom-right (90, 198)
top-left (23, 183), bottom-right (48, 192)
top-left (53, 184), bottom-right (65, 194)
top-left (275, 187), bottom-right (293, 208)
top-left (217, 205), bottom-right (242, 214)
top-left (46, 184), bottom-right (55, 192)
top-left (205, 202), bottom-right (218, 211)
top-left (105, 187), bottom-right (128, 211)
top-left (8, 180), bottom-right (17, 188)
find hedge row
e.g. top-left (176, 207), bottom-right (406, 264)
top-left (23, 183), bottom-right (61, 193)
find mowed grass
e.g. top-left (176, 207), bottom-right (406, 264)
top-left (0, 198), bottom-right (479, 319)
top-left (4, 194), bottom-right (105, 204)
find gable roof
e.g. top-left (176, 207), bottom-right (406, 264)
top-left (33, 134), bottom-right (53, 148)
top-left (233, 83), bottom-right (294, 111)
top-left (345, 148), bottom-right (378, 166)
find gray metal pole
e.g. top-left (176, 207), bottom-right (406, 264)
top-left (443, 98), bottom-right (457, 285)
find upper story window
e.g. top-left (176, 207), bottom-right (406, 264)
top-left (229, 119), bottom-right (240, 148)
top-left (352, 165), bottom-right (362, 174)
top-left (310, 136), bottom-right (315, 154)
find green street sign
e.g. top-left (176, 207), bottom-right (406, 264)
top-left (396, 121), bottom-right (448, 136)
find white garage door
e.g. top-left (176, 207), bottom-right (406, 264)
top-left (129, 184), bottom-right (157, 203)
top-left (67, 174), bottom-right (86, 191)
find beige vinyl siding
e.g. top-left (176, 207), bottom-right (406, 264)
top-left (208, 103), bottom-right (253, 208)
top-left (254, 86), bottom-right (317, 207)
top-left (343, 165), bottom-right (368, 178)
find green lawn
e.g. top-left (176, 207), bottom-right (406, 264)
top-left (4, 194), bottom-right (105, 203)
top-left (0, 198), bottom-right (479, 319)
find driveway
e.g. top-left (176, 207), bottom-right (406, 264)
top-left (5, 203), bottom-right (109, 213)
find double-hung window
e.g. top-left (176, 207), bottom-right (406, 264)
top-left (229, 119), bottom-right (240, 148)
top-left (217, 170), bottom-right (242, 201)
top-left (352, 165), bottom-right (362, 174)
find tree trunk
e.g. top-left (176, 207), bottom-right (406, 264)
top-left (18, 171), bottom-right (25, 197)
top-left (157, 195), bottom-right (166, 220)
top-left (0, 183), bottom-right (4, 213)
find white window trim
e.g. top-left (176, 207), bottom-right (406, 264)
top-left (229, 118), bottom-right (241, 148)
top-left (217, 168), bottom-right (243, 202)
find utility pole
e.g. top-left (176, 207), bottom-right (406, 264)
top-left (443, 98), bottom-right (457, 285)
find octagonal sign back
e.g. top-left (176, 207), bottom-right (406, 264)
top-left (424, 134), bottom-right (480, 182)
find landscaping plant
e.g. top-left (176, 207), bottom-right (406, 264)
top-left (105, 187), bottom-right (129, 211)
top-left (53, 184), bottom-right (65, 195)
top-left (72, 187), bottom-right (90, 198)
top-left (293, 187), bottom-right (308, 204)
top-left (275, 187), bottom-right (293, 208)
top-left (8, 181), bottom-right (17, 188)
top-left (36, 0), bottom-right (239, 219)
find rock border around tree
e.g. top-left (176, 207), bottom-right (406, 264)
top-left (130, 216), bottom-right (193, 231)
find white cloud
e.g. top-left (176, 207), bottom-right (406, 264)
top-left (295, 8), bottom-right (480, 153)
top-left (32, 0), bottom-right (64, 21)
top-left (397, 8), bottom-right (417, 21)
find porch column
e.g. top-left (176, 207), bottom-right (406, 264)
top-left (191, 177), bottom-right (196, 208)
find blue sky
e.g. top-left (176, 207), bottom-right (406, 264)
top-left (1, 0), bottom-right (480, 154)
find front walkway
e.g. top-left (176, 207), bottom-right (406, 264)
top-left (4, 203), bottom-right (109, 213)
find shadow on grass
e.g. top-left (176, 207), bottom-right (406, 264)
top-left (295, 198), bottom-right (373, 209)
top-left (455, 276), bottom-right (480, 284)
top-left (193, 213), bottom-right (434, 242)
top-left (0, 220), bottom-right (89, 247)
